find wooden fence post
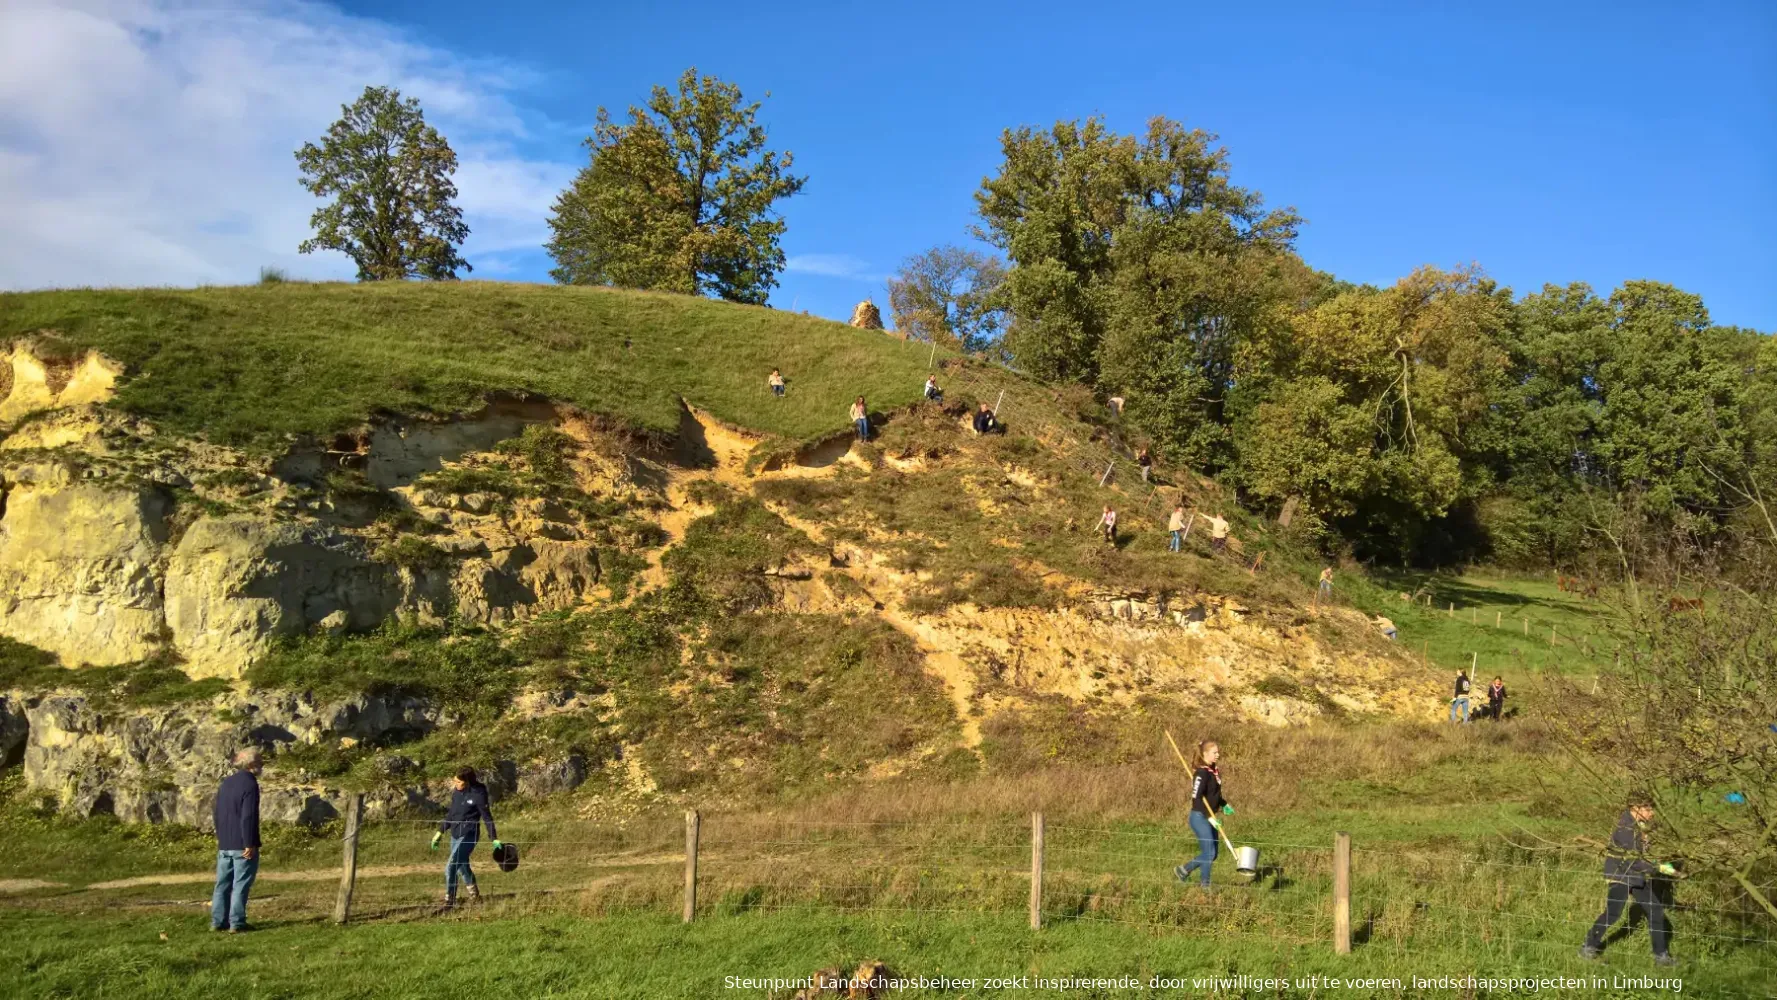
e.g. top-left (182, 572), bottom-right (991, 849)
top-left (333, 793), bottom-right (364, 925)
top-left (1447, 603), bottom-right (1454, 618)
top-left (1522, 617), bottom-right (1528, 635)
top-left (1549, 624), bottom-right (1557, 647)
top-left (1495, 611), bottom-right (1501, 628)
top-left (1334, 831), bottom-right (1352, 955)
top-left (683, 809), bottom-right (700, 923)
top-left (1029, 812), bottom-right (1045, 930)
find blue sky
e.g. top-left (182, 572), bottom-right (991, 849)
top-left (4, 0), bottom-right (1772, 330)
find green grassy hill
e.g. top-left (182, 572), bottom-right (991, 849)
top-left (0, 282), bottom-right (935, 450)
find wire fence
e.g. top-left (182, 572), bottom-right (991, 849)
top-left (22, 808), bottom-right (1773, 995)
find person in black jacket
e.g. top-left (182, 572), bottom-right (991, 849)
top-left (430, 767), bottom-right (501, 909)
top-left (210, 747), bottom-right (262, 933)
top-left (1174, 741), bottom-right (1234, 888)
top-left (1486, 676), bottom-right (1507, 722)
top-left (1450, 670), bottom-right (1472, 724)
top-left (1580, 798), bottom-right (1677, 966)
top-left (972, 403), bottom-right (998, 435)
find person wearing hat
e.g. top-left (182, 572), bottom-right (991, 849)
top-left (210, 747), bottom-right (262, 933)
top-left (431, 766), bottom-right (501, 910)
top-left (1579, 796), bottom-right (1677, 966)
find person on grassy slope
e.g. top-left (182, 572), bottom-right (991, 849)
top-left (1175, 741), bottom-right (1233, 888)
top-left (1168, 504), bottom-right (1187, 552)
top-left (769, 369), bottom-right (786, 397)
top-left (1451, 669), bottom-right (1472, 724)
top-left (1580, 797), bottom-right (1677, 966)
top-left (923, 375), bottom-right (943, 402)
top-left (972, 402), bottom-right (998, 435)
top-left (210, 747), bottom-right (263, 933)
top-left (1099, 505), bottom-right (1117, 545)
top-left (431, 766), bottom-right (501, 910)
top-left (1487, 676), bottom-right (1507, 721)
top-left (1198, 512), bottom-right (1231, 552)
top-left (850, 397), bottom-right (870, 441)
top-left (1137, 447), bottom-right (1153, 482)
top-left (1315, 566), bottom-right (1334, 607)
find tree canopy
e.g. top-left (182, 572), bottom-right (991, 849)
top-left (545, 68), bottom-right (805, 305)
top-left (295, 86), bottom-right (470, 281)
top-left (886, 246), bottom-right (1006, 352)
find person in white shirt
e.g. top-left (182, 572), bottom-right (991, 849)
top-left (1168, 505), bottom-right (1186, 552)
top-left (1099, 505), bottom-right (1117, 545)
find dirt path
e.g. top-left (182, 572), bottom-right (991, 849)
top-left (0, 879), bottom-right (66, 894)
top-left (78, 852), bottom-right (683, 892)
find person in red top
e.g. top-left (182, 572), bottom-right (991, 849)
top-left (1174, 740), bottom-right (1234, 888)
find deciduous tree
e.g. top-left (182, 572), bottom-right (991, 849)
top-left (546, 68), bottom-right (805, 304)
top-left (295, 86), bottom-right (470, 281)
top-left (886, 246), bottom-right (1006, 352)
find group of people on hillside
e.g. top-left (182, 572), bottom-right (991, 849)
top-left (1167, 741), bottom-right (1679, 964)
top-left (775, 371), bottom-right (993, 444)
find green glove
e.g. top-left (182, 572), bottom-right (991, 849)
top-left (1208, 815), bottom-right (1223, 830)
top-left (1221, 805), bottom-right (1234, 817)
top-left (429, 831), bottom-right (442, 850)
top-left (492, 840), bottom-right (503, 851)
top-left (1657, 862), bottom-right (1676, 876)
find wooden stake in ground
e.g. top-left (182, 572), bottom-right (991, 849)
top-left (1334, 832), bottom-right (1352, 955)
top-left (1496, 610), bottom-right (1501, 628)
top-left (1448, 603), bottom-right (1455, 618)
top-left (683, 809), bottom-right (700, 923)
top-left (1523, 617), bottom-right (1528, 635)
top-left (333, 793), bottom-right (364, 925)
top-left (1029, 812), bottom-right (1045, 930)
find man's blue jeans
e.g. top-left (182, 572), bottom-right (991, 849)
top-left (1178, 812), bottom-right (1219, 886)
top-left (1450, 697), bottom-right (1470, 723)
top-left (854, 417), bottom-right (870, 441)
top-left (1170, 530), bottom-right (1182, 552)
top-left (445, 837), bottom-right (478, 900)
top-left (211, 850), bottom-right (258, 930)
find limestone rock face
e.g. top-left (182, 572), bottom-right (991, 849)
top-left (849, 299), bottom-right (884, 330)
top-left (0, 480), bottom-right (170, 666)
top-left (164, 517), bottom-right (393, 678)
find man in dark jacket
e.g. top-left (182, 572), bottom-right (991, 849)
top-left (1450, 670), bottom-right (1472, 724)
top-left (430, 766), bottom-right (501, 909)
top-left (1580, 798), bottom-right (1676, 965)
top-left (972, 403), bottom-right (998, 435)
top-left (210, 748), bottom-right (262, 932)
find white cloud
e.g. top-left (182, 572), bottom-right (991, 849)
top-left (785, 253), bottom-right (880, 281)
top-left (0, 0), bottom-right (577, 288)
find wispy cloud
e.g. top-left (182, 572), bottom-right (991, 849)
top-left (0, 0), bottom-right (577, 289)
top-left (785, 253), bottom-right (882, 282)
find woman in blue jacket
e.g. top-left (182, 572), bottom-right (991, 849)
top-left (430, 767), bottom-right (502, 910)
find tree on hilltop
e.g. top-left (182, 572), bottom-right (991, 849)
top-left (887, 246), bottom-right (1007, 352)
top-left (295, 86), bottom-right (471, 281)
top-left (545, 68), bottom-right (805, 305)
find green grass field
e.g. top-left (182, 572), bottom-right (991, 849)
top-left (0, 281), bottom-right (936, 450)
top-left (4, 720), bottom-right (1771, 998)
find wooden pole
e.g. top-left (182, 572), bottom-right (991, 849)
top-left (1522, 617), bottom-right (1528, 635)
top-left (1029, 812), bottom-right (1045, 930)
top-left (1447, 603), bottom-right (1454, 618)
top-left (1495, 611), bottom-right (1501, 628)
top-left (332, 793), bottom-right (364, 925)
top-left (1334, 831), bottom-right (1352, 955)
top-left (993, 389), bottom-right (1004, 416)
top-left (683, 809), bottom-right (700, 923)
top-left (1550, 624), bottom-right (1557, 647)
top-left (1099, 460), bottom-right (1115, 486)
top-left (1470, 652), bottom-right (1477, 675)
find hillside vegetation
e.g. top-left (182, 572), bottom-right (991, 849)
top-left (0, 282), bottom-right (934, 450)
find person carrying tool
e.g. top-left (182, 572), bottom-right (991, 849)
top-left (1175, 740), bottom-right (1233, 888)
top-left (972, 402), bottom-right (998, 435)
top-left (1450, 669), bottom-right (1472, 724)
top-left (431, 766), bottom-right (502, 911)
top-left (1580, 796), bottom-right (1677, 966)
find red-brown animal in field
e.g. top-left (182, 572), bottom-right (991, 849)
top-left (1667, 596), bottom-right (1704, 613)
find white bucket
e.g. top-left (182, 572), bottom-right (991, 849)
top-left (1235, 845), bottom-right (1260, 875)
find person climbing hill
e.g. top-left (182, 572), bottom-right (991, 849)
top-left (972, 402), bottom-right (998, 435)
top-left (1197, 512), bottom-right (1230, 552)
top-left (1099, 505), bottom-right (1117, 545)
top-left (768, 369), bottom-right (786, 397)
top-left (1137, 447), bottom-right (1153, 483)
top-left (850, 396), bottom-right (870, 441)
top-left (923, 376), bottom-right (943, 402)
top-left (1175, 740), bottom-right (1233, 888)
top-left (1168, 504), bottom-right (1186, 553)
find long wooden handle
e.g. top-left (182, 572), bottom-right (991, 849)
top-left (1201, 797), bottom-right (1238, 854)
top-left (1164, 730), bottom-right (1191, 770)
